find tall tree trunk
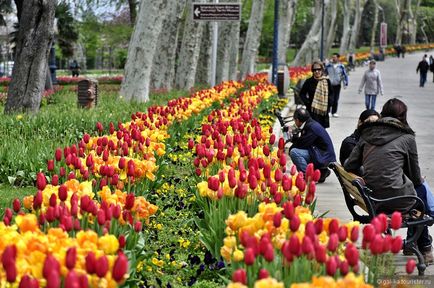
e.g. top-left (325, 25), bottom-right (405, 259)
top-left (324, 0), bottom-right (337, 57)
top-left (239, 0), bottom-right (265, 79)
top-left (348, 0), bottom-right (365, 52)
top-left (278, 0), bottom-right (298, 64)
top-left (228, 20), bottom-right (240, 81)
top-left (394, 0), bottom-right (403, 45)
top-left (5, 0), bottom-right (56, 114)
top-left (292, 0), bottom-right (325, 66)
top-left (151, 0), bottom-right (186, 90)
top-left (195, 22), bottom-right (212, 85)
top-left (370, 0), bottom-right (379, 51)
top-left (175, 0), bottom-right (204, 90)
top-left (127, 0), bottom-right (137, 26)
top-left (120, 0), bottom-right (168, 102)
top-left (339, 0), bottom-right (351, 55)
top-left (409, 0), bottom-right (421, 44)
top-left (216, 22), bottom-right (232, 84)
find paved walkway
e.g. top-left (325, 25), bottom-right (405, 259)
top-left (296, 50), bottom-right (434, 276)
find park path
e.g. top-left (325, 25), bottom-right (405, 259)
top-left (307, 50), bottom-right (434, 275)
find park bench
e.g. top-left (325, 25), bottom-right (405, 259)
top-left (329, 162), bottom-right (434, 275)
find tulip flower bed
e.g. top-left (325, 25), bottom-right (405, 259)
top-left (0, 74), bottom-right (421, 287)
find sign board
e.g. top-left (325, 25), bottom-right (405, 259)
top-left (380, 22), bottom-right (387, 48)
top-left (192, 3), bottom-right (241, 21)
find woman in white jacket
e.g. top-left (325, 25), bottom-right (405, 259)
top-left (358, 60), bottom-right (384, 110)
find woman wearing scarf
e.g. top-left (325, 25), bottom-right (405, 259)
top-left (299, 61), bottom-right (334, 128)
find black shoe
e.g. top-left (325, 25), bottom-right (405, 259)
top-left (318, 169), bottom-right (331, 183)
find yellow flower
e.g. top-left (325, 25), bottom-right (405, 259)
top-left (98, 234), bottom-right (119, 254)
top-left (254, 278), bottom-right (284, 288)
top-left (233, 249), bottom-right (244, 262)
top-left (223, 236), bottom-right (237, 249)
top-left (15, 214), bottom-right (38, 233)
top-left (197, 181), bottom-right (209, 197)
top-left (151, 257), bottom-right (164, 267)
top-left (227, 283), bottom-right (248, 288)
top-left (16, 114), bottom-right (23, 120)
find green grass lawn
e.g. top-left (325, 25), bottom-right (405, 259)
top-left (0, 84), bottom-right (193, 215)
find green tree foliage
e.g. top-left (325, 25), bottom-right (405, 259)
top-left (56, 2), bottom-right (79, 58)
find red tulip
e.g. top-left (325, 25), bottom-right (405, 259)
top-left (112, 252), bottom-right (129, 282)
top-left (33, 190), bottom-right (43, 210)
top-left (290, 215), bottom-right (301, 232)
top-left (55, 148), bottom-right (62, 162)
top-left (391, 211), bottom-right (402, 230)
top-left (244, 248), bottom-right (255, 265)
top-left (36, 172), bottom-right (47, 191)
top-left (289, 235), bottom-right (301, 256)
top-left (283, 201), bottom-right (294, 219)
top-left (338, 226), bottom-right (348, 242)
top-left (19, 275), bottom-right (38, 288)
top-left (1, 245), bottom-right (16, 268)
top-left (134, 221), bottom-right (142, 232)
top-left (232, 268), bottom-right (247, 284)
top-left (302, 236), bottom-right (314, 257)
top-left (96, 122), bottom-right (104, 133)
top-left (305, 221), bottom-right (316, 240)
top-left (95, 255), bottom-right (109, 277)
top-left (406, 259), bottom-right (416, 274)
top-left (125, 193), bottom-right (135, 210)
top-left (43, 254), bottom-right (60, 279)
top-left (340, 260), bottom-right (350, 276)
top-left (258, 268), bottom-right (269, 279)
top-left (85, 252), bottom-right (96, 274)
top-left (118, 157), bottom-right (126, 169)
top-left (4, 261), bottom-right (17, 282)
top-left (208, 176), bottom-right (220, 191)
top-left (273, 212), bottom-right (282, 228)
top-left (328, 219), bottom-right (339, 235)
top-left (383, 235), bottom-right (392, 253)
top-left (59, 167), bottom-right (66, 177)
top-left (12, 199), bottom-right (20, 213)
top-left (46, 271), bottom-right (60, 288)
top-left (326, 256), bottom-right (338, 276)
top-left (269, 134), bottom-right (276, 145)
top-left (97, 209), bottom-right (106, 225)
top-left (362, 224), bottom-right (375, 242)
top-left (344, 243), bottom-right (359, 266)
top-left (58, 185), bottom-right (68, 202)
top-left (327, 234), bottom-right (339, 252)
top-left (49, 194), bottom-right (57, 207)
top-left (290, 164), bottom-right (297, 175)
top-left (65, 270), bottom-right (80, 288)
top-left (370, 234), bottom-right (384, 255)
top-left (314, 218), bottom-right (324, 234)
top-left (274, 169), bottom-right (283, 182)
top-left (377, 213), bottom-right (388, 233)
top-left (65, 247), bottom-right (77, 270)
top-left (350, 226), bottom-right (359, 242)
top-left (282, 175), bottom-right (292, 191)
top-left (371, 218), bottom-right (383, 234)
top-left (263, 145), bottom-right (270, 156)
top-left (306, 163), bottom-right (314, 179)
top-left (313, 169), bottom-right (321, 182)
top-left (47, 160), bottom-right (55, 171)
top-left (51, 174), bottom-right (59, 186)
top-left (315, 245), bottom-right (327, 263)
top-left (127, 160), bottom-right (135, 177)
top-left (273, 192), bottom-right (283, 204)
top-left (119, 235), bottom-right (126, 249)
top-left (391, 236), bottom-right (403, 253)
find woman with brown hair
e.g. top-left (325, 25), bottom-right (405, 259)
top-left (344, 98), bottom-right (433, 263)
top-left (299, 61), bottom-right (333, 128)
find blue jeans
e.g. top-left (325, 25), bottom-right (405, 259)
top-left (365, 94), bottom-right (377, 110)
top-left (420, 72), bottom-right (427, 87)
top-left (289, 148), bottom-right (311, 173)
top-left (407, 181), bottom-right (434, 249)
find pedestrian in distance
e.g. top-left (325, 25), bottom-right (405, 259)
top-left (69, 60), bottom-right (81, 77)
top-left (429, 55), bottom-right (434, 83)
top-left (288, 108), bottom-right (336, 183)
top-left (358, 60), bottom-right (384, 110)
top-left (344, 98), bottom-right (434, 264)
top-left (416, 54), bottom-right (430, 87)
top-left (347, 51), bottom-right (356, 71)
top-left (339, 109), bottom-right (380, 165)
top-left (299, 61), bottom-right (333, 128)
top-left (325, 53), bottom-right (348, 118)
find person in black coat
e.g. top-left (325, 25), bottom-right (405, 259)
top-left (339, 109), bottom-right (380, 165)
top-left (416, 55), bottom-right (430, 87)
top-left (299, 61), bottom-right (333, 128)
top-left (289, 108), bottom-right (336, 182)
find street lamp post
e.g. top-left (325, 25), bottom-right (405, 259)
top-left (320, 0), bottom-right (325, 61)
top-left (272, 0), bottom-right (279, 86)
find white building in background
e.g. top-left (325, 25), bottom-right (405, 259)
top-left (0, 13), bottom-right (17, 76)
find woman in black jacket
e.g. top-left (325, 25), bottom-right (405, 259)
top-left (344, 98), bottom-right (433, 263)
top-left (299, 61), bottom-right (333, 128)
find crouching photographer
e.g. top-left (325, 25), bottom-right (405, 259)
top-left (288, 108), bottom-right (336, 183)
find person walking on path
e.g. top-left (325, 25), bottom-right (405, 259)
top-left (358, 60), bottom-right (384, 110)
top-left (299, 61), bottom-right (333, 128)
top-left (429, 55), bottom-right (434, 83)
top-left (325, 53), bottom-right (348, 118)
top-left (417, 54), bottom-right (430, 87)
